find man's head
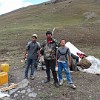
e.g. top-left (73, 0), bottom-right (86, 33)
top-left (32, 34), bottom-right (37, 42)
top-left (46, 31), bottom-right (52, 39)
top-left (60, 39), bottom-right (66, 46)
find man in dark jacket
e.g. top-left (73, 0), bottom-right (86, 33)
top-left (41, 31), bottom-right (59, 88)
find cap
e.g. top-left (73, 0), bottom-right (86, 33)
top-left (32, 34), bottom-right (37, 39)
top-left (46, 31), bottom-right (52, 35)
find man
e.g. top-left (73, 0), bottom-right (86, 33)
top-left (56, 39), bottom-right (76, 89)
top-left (70, 53), bottom-right (79, 71)
top-left (24, 34), bottom-right (40, 79)
top-left (41, 31), bottom-right (59, 88)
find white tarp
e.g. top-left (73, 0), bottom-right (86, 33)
top-left (83, 56), bottom-right (100, 74)
top-left (0, 91), bottom-right (9, 98)
top-left (65, 42), bottom-right (84, 59)
top-left (65, 42), bottom-right (85, 61)
top-left (65, 42), bottom-right (100, 74)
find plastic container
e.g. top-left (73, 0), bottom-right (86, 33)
top-left (0, 72), bottom-right (8, 86)
top-left (0, 63), bottom-right (9, 72)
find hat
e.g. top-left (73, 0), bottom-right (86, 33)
top-left (46, 31), bottom-right (52, 35)
top-left (32, 34), bottom-right (37, 39)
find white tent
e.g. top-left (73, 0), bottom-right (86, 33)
top-left (65, 42), bottom-right (85, 61)
top-left (65, 42), bottom-right (100, 74)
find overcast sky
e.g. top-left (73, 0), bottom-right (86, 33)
top-left (0, 0), bottom-right (49, 15)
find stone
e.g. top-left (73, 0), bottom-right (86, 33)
top-left (28, 92), bottom-right (37, 98)
top-left (21, 90), bottom-right (26, 94)
top-left (14, 93), bottom-right (18, 97)
top-left (27, 88), bottom-right (32, 93)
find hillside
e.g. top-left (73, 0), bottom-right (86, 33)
top-left (0, 0), bottom-right (100, 67)
top-left (0, 0), bottom-right (100, 100)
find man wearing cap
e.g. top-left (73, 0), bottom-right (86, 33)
top-left (24, 34), bottom-right (40, 80)
top-left (41, 31), bottom-right (59, 87)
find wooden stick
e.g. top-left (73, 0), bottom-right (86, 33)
top-left (0, 84), bottom-right (17, 92)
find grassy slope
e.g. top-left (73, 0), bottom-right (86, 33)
top-left (0, 0), bottom-right (100, 67)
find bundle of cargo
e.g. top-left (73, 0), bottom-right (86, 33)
top-left (77, 58), bottom-right (91, 69)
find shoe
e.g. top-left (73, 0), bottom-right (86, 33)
top-left (59, 79), bottom-right (63, 86)
top-left (44, 79), bottom-right (50, 83)
top-left (54, 83), bottom-right (59, 88)
top-left (70, 83), bottom-right (76, 89)
top-left (30, 76), bottom-right (34, 80)
top-left (24, 77), bottom-right (28, 79)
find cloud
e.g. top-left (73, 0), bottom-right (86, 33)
top-left (0, 0), bottom-right (33, 15)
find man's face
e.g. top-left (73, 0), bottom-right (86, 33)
top-left (46, 34), bottom-right (52, 39)
top-left (32, 37), bottom-right (36, 42)
top-left (60, 40), bottom-right (65, 46)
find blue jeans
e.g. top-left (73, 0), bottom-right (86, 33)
top-left (25, 58), bottom-right (37, 78)
top-left (58, 61), bottom-right (73, 84)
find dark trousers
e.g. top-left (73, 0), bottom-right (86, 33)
top-left (71, 53), bottom-right (79, 71)
top-left (44, 59), bottom-right (58, 83)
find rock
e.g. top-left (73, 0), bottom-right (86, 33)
top-left (22, 96), bottom-right (25, 98)
top-left (83, 12), bottom-right (98, 19)
top-left (94, 20), bottom-right (100, 24)
top-left (21, 90), bottom-right (26, 94)
top-left (18, 79), bottom-right (29, 89)
top-left (27, 88), bottom-right (32, 93)
top-left (2, 97), bottom-right (14, 100)
top-left (14, 93), bottom-right (18, 97)
top-left (9, 79), bottom-right (29, 95)
top-left (28, 92), bottom-right (37, 98)
top-left (17, 91), bottom-right (21, 93)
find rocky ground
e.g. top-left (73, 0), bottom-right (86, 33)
top-left (0, 0), bottom-right (100, 100)
top-left (1, 66), bottom-right (100, 100)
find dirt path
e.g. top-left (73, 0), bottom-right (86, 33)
top-left (9, 67), bottom-right (100, 100)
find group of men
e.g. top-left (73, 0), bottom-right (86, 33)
top-left (24, 31), bottom-right (76, 89)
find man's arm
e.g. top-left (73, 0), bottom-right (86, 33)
top-left (37, 49), bottom-right (40, 61)
top-left (37, 42), bottom-right (41, 61)
top-left (67, 49), bottom-right (71, 67)
top-left (24, 41), bottom-right (31, 60)
top-left (56, 52), bottom-right (58, 67)
top-left (24, 50), bottom-right (27, 60)
top-left (55, 49), bottom-right (59, 71)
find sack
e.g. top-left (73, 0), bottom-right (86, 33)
top-left (77, 58), bottom-right (91, 69)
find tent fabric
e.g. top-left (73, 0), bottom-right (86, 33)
top-left (65, 42), bottom-right (100, 74)
top-left (83, 56), bottom-right (100, 74)
top-left (65, 42), bottom-right (85, 61)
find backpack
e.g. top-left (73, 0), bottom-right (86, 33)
top-left (57, 48), bottom-right (69, 60)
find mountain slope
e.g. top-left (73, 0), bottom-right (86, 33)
top-left (0, 0), bottom-right (100, 31)
top-left (0, 0), bottom-right (100, 60)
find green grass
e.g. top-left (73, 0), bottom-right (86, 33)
top-left (0, 0), bottom-right (100, 68)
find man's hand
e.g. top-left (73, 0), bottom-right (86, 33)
top-left (24, 51), bottom-right (27, 60)
top-left (24, 55), bottom-right (27, 60)
top-left (55, 66), bottom-right (58, 71)
top-left (38, 56), bottom-right (40, 62)
top-left (68, 62), bottom-right (71, 68)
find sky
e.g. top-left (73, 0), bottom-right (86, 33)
top-left (0, 0), bottom-right (49, 15)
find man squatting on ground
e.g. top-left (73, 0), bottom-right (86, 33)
top-left (56, 39), bottom-right (76, 89)
top-left (41, 31), bottom-right (59, 88)
top-left (24, 34), bottom-right (40, 80)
